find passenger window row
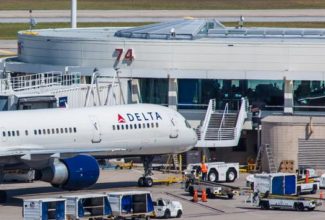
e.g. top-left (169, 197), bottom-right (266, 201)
top-left (112, 122), bottom-right (159, 131)
top-left (1, 127), bottom-right (77, 137)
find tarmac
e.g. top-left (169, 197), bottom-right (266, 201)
top-left (1, 168), bottom-right (325, 220)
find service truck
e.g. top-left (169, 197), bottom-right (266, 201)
top-left (153, 198), bottom-right (182, 218)
top-left (184, 162), bottom-right (239, 183)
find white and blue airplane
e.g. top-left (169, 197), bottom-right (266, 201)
top-left (0, 103), bottom-right (197, 202)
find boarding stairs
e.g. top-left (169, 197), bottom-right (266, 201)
top-left (195, 97), bottom-right (247, 147)
top-left (255, 144), bottom-right (277, 173)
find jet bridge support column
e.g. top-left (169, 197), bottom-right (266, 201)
top-left (168, 78), bottom-right (178, 110)
top-left (284, 78), bottom-right (293, 114)
top-left (131, 79), bottom-right (141, 104)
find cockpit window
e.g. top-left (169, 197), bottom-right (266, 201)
top-left (185, 120), bottom-right (191, 128)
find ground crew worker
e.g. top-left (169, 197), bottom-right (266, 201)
top-left (200, 161), bottom-right (208, 181)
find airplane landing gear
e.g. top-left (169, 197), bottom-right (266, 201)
top-left (0, 190), bottom-right (7, 203)
top-left (0, 170), bottom-right (7, 203)
top-left (138, 156), bottom-right (154, 187)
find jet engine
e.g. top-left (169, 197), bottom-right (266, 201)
top-left (40, 155), bottom-right (100, 190)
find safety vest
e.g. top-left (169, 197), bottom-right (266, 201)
top-left (200, 163), bottom-right (208, 173)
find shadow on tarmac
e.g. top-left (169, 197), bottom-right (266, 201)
top-left (1, 180), bottom-right (137, 207)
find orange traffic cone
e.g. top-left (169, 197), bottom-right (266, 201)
top-left (305, 170), bottom-right (309, 183)
top-left (192, 189), bottom-right (198, 202)
top-left (201, 188), bottom-right (208, 202)
top-left (320, 191), bottom-right (324, 199)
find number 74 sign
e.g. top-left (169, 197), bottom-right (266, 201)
top-left (114, 48), bottom-right (134, 62)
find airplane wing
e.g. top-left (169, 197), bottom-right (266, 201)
top-left (0, 145), bottom-right (127, 158)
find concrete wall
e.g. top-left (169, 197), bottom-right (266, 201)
top-left (15, 28), bottom-right (325, 80)
top-left (261, 115), bottom-right (325, 171)
top-left (209, 130), bottom-right (257, 164)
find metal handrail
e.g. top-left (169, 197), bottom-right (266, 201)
top-left (200, 99), bottom-right (216, 140)
top-left (217, 103), bottom-right (229, 140)
top-left (0, 71), bottom-right (81, 94)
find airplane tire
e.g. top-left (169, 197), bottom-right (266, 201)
top-left (138, 177), bottom-right (145, 187)
top-left (144, 177), bottom-right (153, 187)
top-left (0, 191), bottom-right (7, 203)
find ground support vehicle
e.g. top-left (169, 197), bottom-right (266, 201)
top-left (185, 180), bottom-right (237, 199)
top-left (23, 198), bottom-right (66, 220)
top-left (107, 191), bottom-right (154, 220)
top-left (297, 182), bottom-right (319, 195)
top-left (254, 173), bottom-right (297, 195)
top-left (250, 193), bottom-right (322, 211)
top-left (184, 162), bottom-right (239, 183)
top-left (63, 194), bottom-right (112, 220)
top-left (153, 198), bottom-right (182, 218)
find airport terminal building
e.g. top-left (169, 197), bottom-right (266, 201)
top-left (2, 19), bottom-right (325, 169)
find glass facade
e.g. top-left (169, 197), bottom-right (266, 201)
top-left (139, 78), bottom-right (168, 105)
top-left (178, 79), bottom-right (284, 110)
top-left (293, 80), bottom-right (325, 111)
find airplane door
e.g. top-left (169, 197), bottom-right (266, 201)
top-left (169, 116), bottom-right (179, 139)
top-left (89, 115), bottom-right (102, 143)
top-left (0, 127), bottom-right (6, 142)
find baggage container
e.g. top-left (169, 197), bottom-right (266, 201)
top-left (63, 194), bottom-right (112, 219)
top-left (23, 198), bottom-right (66, 220)
top-left (107, 191), bottom-right (154, 219)
top-left (254, 173), bottom-right (297, 195)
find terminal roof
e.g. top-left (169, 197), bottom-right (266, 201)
top-left (115, 18), bottom-right (325, 40)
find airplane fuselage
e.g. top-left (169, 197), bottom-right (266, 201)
top-left (0, 104), bottom-right (197, 168)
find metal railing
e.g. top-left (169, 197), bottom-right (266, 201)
top-left (217, 103), bottom-right (229, 140)
top-left (0, 71), bottom-right (81, 94)
top-left (200, 99), bottom-right (216, 141)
